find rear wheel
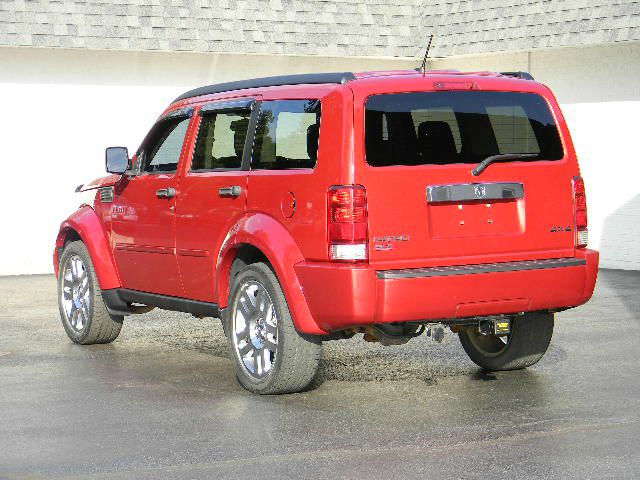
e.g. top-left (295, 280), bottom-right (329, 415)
top-left (458, 312), bottom-right (554, 371)
top-left (57, 241), bottom-right (123, 344)
top-left (225, 262), bottom-right (321, 394)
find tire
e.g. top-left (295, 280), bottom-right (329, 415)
top-left (225, 262), bottom-right (321, 394)
top-left (57, 241), bottom-right (123, 344)
top-left (220, 257), bottom-right (249, 337)
top-left (458, 312), bottom-right (554, 371)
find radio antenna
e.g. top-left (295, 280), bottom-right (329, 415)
top-left (419, 34), bottom-right (434, 77)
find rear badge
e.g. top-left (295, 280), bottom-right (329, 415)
top-left (373, 235), bottom-right (410, 251)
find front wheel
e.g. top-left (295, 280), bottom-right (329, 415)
top-left (225, 262), bottom-right (321, 394)
top-left (57, 241), bottom-right (123, 344)
top-left (458, 312), bottom-right (554, 371)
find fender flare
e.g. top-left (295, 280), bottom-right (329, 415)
top-left (54, 206), bottom-right (122, 290)
top-left (216, 213), bottom-right (327, 335)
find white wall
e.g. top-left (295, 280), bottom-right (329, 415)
top-left (430, 42), bottom-right (640, 270)
top-left (2, 43), bottom-right (638, 274)
top-left (0, 47), bottom-right (414, 275)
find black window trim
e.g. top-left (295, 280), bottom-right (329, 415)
top-left (158, 106), bottom-right (194, 122)
top-left (138, 113), bottom-right (194, 176)
top-left (187, 99), bottom-right (261, 173)
top-left (199, 99), bottom-right (255, 115)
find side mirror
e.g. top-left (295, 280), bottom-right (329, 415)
top-left (105, 147), bottom-right (130, 174)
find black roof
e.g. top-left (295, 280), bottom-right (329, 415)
top-left (173, 72), bottom-right (356, 103)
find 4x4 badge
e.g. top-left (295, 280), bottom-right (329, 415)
top-left (550, 226), bottom-right (572, 232)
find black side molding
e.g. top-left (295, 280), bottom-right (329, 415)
top-left (377, 257), bottom-right (586, 280)
top-left (102, 289), bottom-right (220, 318)
top-left (173, 72), bottom-right (356, 103)
top-left (102, 289), bottom-right (131, 316)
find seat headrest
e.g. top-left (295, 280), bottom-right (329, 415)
top-left (417, 121), bottom-right (457, 162)
top-left (307, 124), bottom-right (319, 161)
top-left (231, 117), bottom-right (250, 158)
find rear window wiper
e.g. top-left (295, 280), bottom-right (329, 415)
top-left (471, 153), bottom-right (538, 176)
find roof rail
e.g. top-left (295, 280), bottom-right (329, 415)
top-left (500, 71), bottom-right (535, 80)
top-left (173, 72), bottom-right (356, 103)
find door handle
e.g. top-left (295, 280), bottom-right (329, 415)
top-left (156, 187), bottom-right (176, 199)
top-left (218, 186), bottom-right (242, 198)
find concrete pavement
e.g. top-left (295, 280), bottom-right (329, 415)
top-left (0, 270), bottom-right (639, 479)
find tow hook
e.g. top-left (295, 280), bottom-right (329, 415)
top-left (426, 324), bottom-right (446, 343)
top-left (478, 317), bottom-right (511, 336)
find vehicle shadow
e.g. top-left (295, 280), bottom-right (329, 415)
top-left (469, 370), bottom-right (499, 381)
top-left (120, 308), bottom-right (572, 392)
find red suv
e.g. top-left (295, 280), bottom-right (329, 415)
top-left (54, 70), bottom-right (598, 394)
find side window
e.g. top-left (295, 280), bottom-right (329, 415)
top-left (191, 110), bottom-right (250, 170)
top-left (252, 100), bottom-right (321, 170)
top-left (142, 117), bottom-right (191, 173)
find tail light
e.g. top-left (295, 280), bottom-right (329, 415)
top-left (573, 176), bottom-right (588, 247)
top-left (328, 185), bottom-right (368, 261)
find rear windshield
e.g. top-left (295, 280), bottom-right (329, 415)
top-left (365, 91), bottom-right (564, 167)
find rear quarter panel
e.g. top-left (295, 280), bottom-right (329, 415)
top-left (246, 86), bottom-right (354, 262)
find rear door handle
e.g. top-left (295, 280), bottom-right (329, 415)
top-left (218, 186), bottom-right (242, 198)
top-left (156, 187), bottom-right (176, 199)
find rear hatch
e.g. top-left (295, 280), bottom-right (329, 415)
top-left (353, 80), bottom-right (578, 269)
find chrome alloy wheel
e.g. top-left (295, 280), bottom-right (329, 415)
top-left (60, 254), bottom-right (91, 332)
top-left (231, 280), bottom-right (278, 379)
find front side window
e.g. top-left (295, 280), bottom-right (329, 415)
top-left (252, 100), bottom-right (321, 170)
top-left (191, 110), bottom-right (251, 170)
top-left (365, 91), bottom-right (563, 167)
top-left (142, 117), bottom-right (191, 173)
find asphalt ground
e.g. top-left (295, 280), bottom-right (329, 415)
top-left (0, 269), bottom-right (639, 479)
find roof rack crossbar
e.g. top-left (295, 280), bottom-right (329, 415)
top-left (500, 71), bottom-right (535, 80)
top-left (173, 72), bottom-right (356, 103)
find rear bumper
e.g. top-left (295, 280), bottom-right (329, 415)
top-left (294, 249), bottom-right (599, 332)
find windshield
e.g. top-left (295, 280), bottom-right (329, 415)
top-left (364, 91), bottom-right (564, 167)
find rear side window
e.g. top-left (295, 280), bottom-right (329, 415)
top-left (192, 110), bottom-right (251, 170)
top-left (252, 100), bottom-right (321, 170)
top-left (365, 91), bottom-right (563, 167)
top-left (142, 117), bottom-right (191, 173)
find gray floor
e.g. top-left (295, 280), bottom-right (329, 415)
top-left (0, 270), bottom-right (639, 479)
